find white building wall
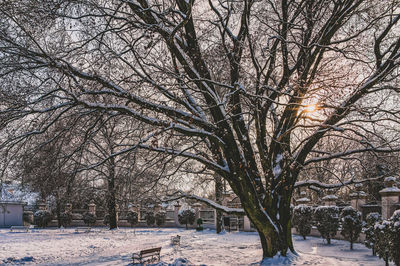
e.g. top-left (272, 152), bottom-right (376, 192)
top-left (0, 203), bottom-right (24, 227)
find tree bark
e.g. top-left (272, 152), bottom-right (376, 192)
top-left (215, 174), bottom-right (223, 234)
top-left (107, 159), bottom-right (118, 230)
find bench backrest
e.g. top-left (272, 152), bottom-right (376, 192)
top-left (140, 247), bottom-right (161, 255)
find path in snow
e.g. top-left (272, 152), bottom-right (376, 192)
top-left (0, 228), bottom-right (386, 265)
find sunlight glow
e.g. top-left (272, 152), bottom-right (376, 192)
top-left (304, 104), bottom-right (317, 113)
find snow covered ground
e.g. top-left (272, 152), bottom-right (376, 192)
top-left (0, 227), bottom-right (386, 265)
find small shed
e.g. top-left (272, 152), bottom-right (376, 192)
top-left (0, 201), bottom-right (25, 227)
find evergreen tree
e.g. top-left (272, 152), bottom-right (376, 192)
top-left (34, 210), bottom-right (52, 228)
top-left (126, 211), bottom-right (138, 227)
top-left (389, 210), bottom-right (400, 266)
top-left (314, 206), bottom-right (339, 244)
top-left (292, 205), bottom-right (313, 240)
top-left (59, 212), bottom-right (72, 228)
top-left (145, 212), bottom-right (155, 226)
top-left (82, 212), bottom-right (97, 226)
top-left (155, 211), bottom-right (166, 227)
top-left (178, 209), bottom-right (196, 229)
top-left (340, 207), bottom-right (362, 250)
top-left (364, 212), bottom-right (382, 255)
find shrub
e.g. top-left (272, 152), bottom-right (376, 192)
top-left (103, 214), bottom-right (110, 226)
top-left (196, 218), bottom-right (203, 231)
top-left (34, 210), bottom-right (52, 228)
top-left (364, 212), bottom-right (382, 255)
top-left (388, 210), bottom-right (400, 266)
top-left (59, 212), bottom-right (72, 227)
top-left (178, 209), bottom-right (195, 229)
top-left (23, 211), bottom-right (33, 224)
top-left (82, 212), bottom-right (97, 226)
top-left (126, 211), bottom-right (138, 227)
top-left (340, 206), bottom-right (362, 250)
top-left (155, 211), bottom-right (166, 227)
top-left (292, 205), bottom-right (313, 240)
top-left (374, 210), bottom-right (400, 266)
top-left (374, 220), bottom-right (391, 266)
top-left (314, 206), bottom-right (339, 244)
top-left (145, 212), bottom-right (155, 226)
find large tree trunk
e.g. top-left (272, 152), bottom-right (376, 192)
top-left (232, 177), bottom-right (295, 258)
top-left (215, 174), bottom-right (223, 234)
top-left (250, 209), bottom-right (294, 258)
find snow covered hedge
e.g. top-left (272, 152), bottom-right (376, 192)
top-left (314, 206), bottom-right (339, 244)
top-left (340, 206), bottom-right (362, 250)
top-left (292, 205), bottom-right (313, 240)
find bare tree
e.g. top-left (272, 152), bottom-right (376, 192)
top-left (1, 0), bottom-right (400, 258)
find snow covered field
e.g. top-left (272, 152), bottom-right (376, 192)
top-left (0, 227), bottom-right (385, 265)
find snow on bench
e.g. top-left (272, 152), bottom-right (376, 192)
top-left (171, 235), bottom-right (181, 246)
top-left (10, 226), bottom-right (29, 232)
top-left (75, 227), bottom-right (92, 233)
top-left (132, 247), bottom-right (161, 264)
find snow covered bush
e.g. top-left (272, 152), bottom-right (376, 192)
top-left (23, 211), bottom-right (33, 224)
top-left (374, 220), bottom-right (391, 266)
top-left (59, 212), bottom-right (72, 227)
top-left (340, 206), bottom-right (362, 249)
top-left (145, 211), bottom-right (155, 226)
top-left (155, 211), bottom-right (166, 227)
top-left (374, 210), bottom-right (400, 266)
top-left (126, 211), bottom-right (138, 227)
top-left (388, 210), bottom-right (400, 266)
top-left (314, 206), bottom-right (339, 244)
top-left (178, 209), bottom-right (196, 229)
top-left (82, 212), bottom-right (97, 226)
top-left (292, 205), bottom-right (313, 240)
top-left (196, 218), bottom-right (204, 231)
top-left (33, 210), bottom-right (52, 228)
top-left (364, 212), bottom-right (382, 255)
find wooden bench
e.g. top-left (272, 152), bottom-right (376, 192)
top-left (132, 247), bottom-right (161, 264)
top-left (75, 227), bottom-right (91, 233)
top-left (10, 226), bottom-right (29, 232)
top-left (171, 235), bottom-right (181, 246)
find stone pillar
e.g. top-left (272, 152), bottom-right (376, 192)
top-left (88, 201), bottom-right (96, 215)
top-left (350, 191), bottom-right (367, 212)
top-left (380, 176), bottom-right (400, 220)
top-left (243, 216), bottom-right (251, 232)
top-left (174, 202), bottom-right (181, 227)
top-left (65, 203), bottom-right (72, 213)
